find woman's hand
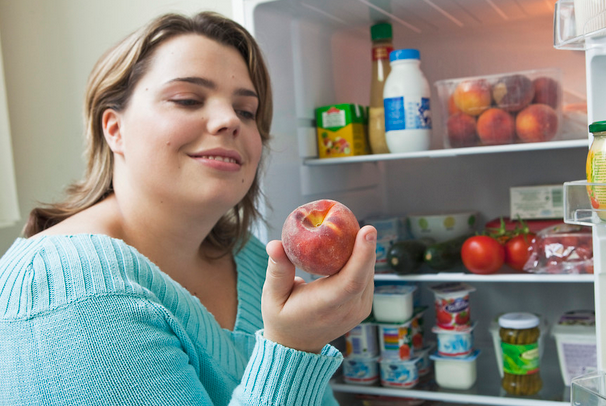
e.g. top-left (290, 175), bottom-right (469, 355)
top-left (262, 225), bottom-right (376, 353)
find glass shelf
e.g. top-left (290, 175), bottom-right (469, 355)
top-left (563, 180), bottom-right (606, 226)
top-left (374, 271), bottom-right (594, 283)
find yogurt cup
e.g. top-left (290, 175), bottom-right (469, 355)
top-left (378, 320), bottom-right (414, 360)
top-left (429, 282), bottom-right (476, 330)
top-left (379, 357), bottom-right (420, 388)
top-left (345, 320), bottom-right (379, 359)
top-left (432, 322), bottom-right (476, 357)
top-left (411, 306), bottom-right (427, 350)
top-left (430, 349), bottom-right (480, 390)
top-left (415, 343), bottom-right (435, 376)
top-left (373, 284), bottom-right (417, 323)
top-left (342, 356), bottom-right (380, 385)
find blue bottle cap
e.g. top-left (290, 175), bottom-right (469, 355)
top-left (390, 49), bottom-right (420, 62)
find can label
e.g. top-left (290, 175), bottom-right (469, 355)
top-left (384, 96), bottom-right (431, 132)
top-left (587, 135), bottom-right (606, 220)
top-left (501, 342), bottom-right (540, 375)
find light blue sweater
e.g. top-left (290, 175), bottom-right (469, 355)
top-left (0, 234), bottom-right (342, 405)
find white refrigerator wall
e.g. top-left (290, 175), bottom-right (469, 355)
top-left (0, 0), bottom-right (232, 255)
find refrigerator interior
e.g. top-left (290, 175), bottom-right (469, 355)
top-left (236, 0), bottom-right (595, 404)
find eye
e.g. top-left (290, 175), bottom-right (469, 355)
top-left (237, 109), bottom-right (256, 120)
top-left (171, 99), bottom-right (202, 107)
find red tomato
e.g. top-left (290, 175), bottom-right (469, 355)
top-left (461, 236), bottom-right (505, 274)
top-left (504, 233), bottom-right (535, 271)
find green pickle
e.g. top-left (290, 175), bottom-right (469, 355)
top-left (499, 313), bottom-right (542, 396)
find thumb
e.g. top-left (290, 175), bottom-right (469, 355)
top-left (264, 240), bottom-right (297, 305)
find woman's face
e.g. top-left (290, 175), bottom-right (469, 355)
top-left (107, 34), bottom-right (262, 215)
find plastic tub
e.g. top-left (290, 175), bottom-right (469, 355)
top-left (343, 356), bottom-right (380, 385)
top-left (432, 323), bottom-right (475, 357)
top-left (379, 357), bottom-right (420, 388)
top-left (378, 320), bottom-right (414, 360)
top-left (429, 282), bottom-right (476, 330)
top-left (411, 306), bottom-right (427, 350)
top-left (430, 350), bottom-right (480, 390)
top-left (407, 212), bottom-right (477, 243)
top-left (551, 310), bottom-right (597, 386)
top-left (345, 320), bottom-right (379, 359)
top-left (373, 285), bottom-right (417, 323)
top-left (415, 343), bottom-right (435, 376)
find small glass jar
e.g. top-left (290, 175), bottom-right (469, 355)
top-left (499, 312), bottom-right (542, 396)
top-left (587, 120), bottom-right (606, 220)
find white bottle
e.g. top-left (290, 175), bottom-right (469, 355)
top-left (383, 49), bottom-right (431, 153)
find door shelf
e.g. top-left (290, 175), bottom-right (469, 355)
top-left (564, 180), bottom-right (606, 226)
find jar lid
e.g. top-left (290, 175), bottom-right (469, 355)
top-left (390, 49), bottom-right (420, 62)
top-left (371, 22), bottom-right (392, 41)
top-left (498, 312), bottom-right (540, 329)
top-left (589, 121), bottom-right (606, 133)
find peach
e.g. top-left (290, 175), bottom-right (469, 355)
top-left (448, 94), bottom-right (461, 115)
top-left (476, 108), bottom-right (515, 145)
top-left (452, 79), bottom-right (492, 116)
top-left (516, 103), bottom-right (559, 142)
top-left (281, 199), bottom-right (360, 276)
top-left (492, 74), bottom-right (534, 112)
top-left (532, 77), bottom-right (560, 109)
top-left (447, 112), bottom-right (477, 147)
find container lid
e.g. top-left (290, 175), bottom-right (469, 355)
top-left (390, 49), bottom-right (420, 62)
top-left (430, 349), bottom-right (481, 362)
top-left (429, 282), bottom-right (476, 298)
top-left (557, 310), bottom-right (595, 326)
top-left (589, 121), bottom-right (606, 133)
top-left (374, 284), bottom-right (417, 296)
top-left (498, 312), bottom-right (540, 329)
top-left (371, 22), bottom-right (392, 41)
top-left (432, 321), bottom-right (477, 334)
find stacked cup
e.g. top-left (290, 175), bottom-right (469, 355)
top-left (342, 317), bottom-right (380, 385)
top-left (428, 282), bottom-right (481, 390)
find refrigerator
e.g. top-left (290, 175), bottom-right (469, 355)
top-left (232, 0), bottom-right (601, 404)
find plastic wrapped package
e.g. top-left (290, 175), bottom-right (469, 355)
top-left (524, 224), bottom-right (593, 274)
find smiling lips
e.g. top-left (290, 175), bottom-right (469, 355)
top-left (188, 149), bottom-right (243, 171)
top-left (199, 155), bottom-right (238, 164)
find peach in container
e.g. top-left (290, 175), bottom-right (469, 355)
top-left (434, 68), bottom-right (562, 149)
top-left (379, 357), bottom-right (420, 388)
top-left (430, 349), bottom-right (480, 390)
top-left (378, 320), bottom-right (414, 360)
top-left (342, 356), bottom-right (380, 385)
top-left (432, 322), bottom-right (476, 357)
top-left (429, 282), bottom-right (476, 330)
top-left (373, 284), bottom-right (417, 323)
top-left (345, 319), bottom-right (379, 359)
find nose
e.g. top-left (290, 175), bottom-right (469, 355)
top-left (206, 100), bottom-right (240, 137)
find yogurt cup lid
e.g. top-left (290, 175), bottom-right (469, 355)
top-left (432, 321), bottom-right (477, 334)
top-left (429, 282), bottom-right (476, 298)
top-left (558, 310), bottom-right (595, 326)
top-left (375, 284), bottom-right (417, 296)
top-left (430, 349), bottom-right (481, 362)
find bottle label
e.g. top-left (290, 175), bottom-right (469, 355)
top-left (373, 46), bottom-right (394, 61)
top-left (501, 342), bottom-right (540, 375)
top-left (384, 96), bottom-right (431, 132)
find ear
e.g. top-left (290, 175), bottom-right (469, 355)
top-left (102, 108), bottom-right (124, 155)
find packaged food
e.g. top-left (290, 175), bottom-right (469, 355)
top-left (379, 357), bottom-right (420, 388)
top-left (411, 306), bottom-right (427, 350)
top-left (345, 320), bottom-right (379, 359)
top-left (523, 224), bottom-right (593, 274)
top-left (551, 310), bottom-right (597, 386)
top-left (586, 121), bottom-right (606, 220)
top-left (499, 312), bottom-right (543, 396)
top-left (510, 184), bottom-right (563, 220)
top-left (342, 356), bottom-right (380, 385)
top-left (432, 322), bottom-right (475, 357)
top-left (368, 22), bottom-right (393, 154)
top-left (377, 320), bottom-right (414, 360)
top-left (430, 349), bottom-right (480, 390)
top-left (315, 103), bottom-right (369, 158)
top-left (373, 284), bottom-right (417, 323)
top-left (415, 343), bottom-right (435, 376)
top-left (434, 68), bottom-right (562, 148)
top-left (429, 282), bottom-right (475, 330)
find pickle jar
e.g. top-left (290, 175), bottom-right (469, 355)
top-left (498, 312), bottom-right (542, 396)
top-left (587, 121), bottom-right (606, 220)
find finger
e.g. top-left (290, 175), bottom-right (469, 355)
top-left (334, 225), bottom-right (377, 295)
top-left (264, 240), bottom-right (297, 305)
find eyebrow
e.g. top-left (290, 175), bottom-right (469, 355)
top-left (168, 76), bottom-right (258, 99)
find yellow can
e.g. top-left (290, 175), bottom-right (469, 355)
top-left (587, 121), bottom-right (606, 220)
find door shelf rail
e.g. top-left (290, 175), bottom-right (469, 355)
top-left (564, 180), bottom-right (606, 226)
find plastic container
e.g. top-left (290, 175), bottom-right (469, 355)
top-left (434, 68), bottom-right (562, 148)
top-left (368, 22), bottom-right (393, 154)
top-left (411, 306), bottom-right (427, 350)
top-left (415, 343), bottom-right (435, 376)
top-left (343, 356), bottom-right (380, 385)
top-left (373, 285), bottom-right (417, 323)
top-left (430, 350), bottom-right (480, 390)
top-left (499, 312), bottom-right (543, 396)
top-left (551, 310), bottom-right (597, 386)
top-left (587, 121), bottom-right (606, 221)
top-left (379, 357), bottom-right (420, 388)
top-left (407, 211), bottom-right (477, 243)
top-left (345, 320), bottom-right (379, 359)
top-left (378, 320), bottom-right (414, 360)
top-left (429, 282), bottom-right (476, 330)
top-left (365, 217), bottom-right (400, 270)
top-left (432, 322), bottom-right (475, 357)
top-left (383, 49), bottom-right (431, 153)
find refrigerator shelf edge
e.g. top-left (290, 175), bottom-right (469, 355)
top-left (304, 139), bottom-right (588, 166)
top-left (374, 272), bottom-right (594, 283)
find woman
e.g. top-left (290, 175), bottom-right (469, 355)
top-left (0, 11), bottom-right (376, 405)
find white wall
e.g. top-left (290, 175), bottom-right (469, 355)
top-left (0, 0), bottom-right (232, 254)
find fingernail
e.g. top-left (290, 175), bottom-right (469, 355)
top-left (269, 256), bottom-right (277, 264)
top-left (366, 232), bottom-right (377, 243)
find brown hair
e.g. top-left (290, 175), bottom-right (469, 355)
top-left (24, 11), bottom-right (273, 255)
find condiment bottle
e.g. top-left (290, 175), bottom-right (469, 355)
top-left (383, 49), bottom-right (431, 153)
top-left (498, 312), bottom-right (542, 396)
top-left (368, 22), bottom-right (393, 154)
top-left (586, 120), bottom-right (606, 220)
